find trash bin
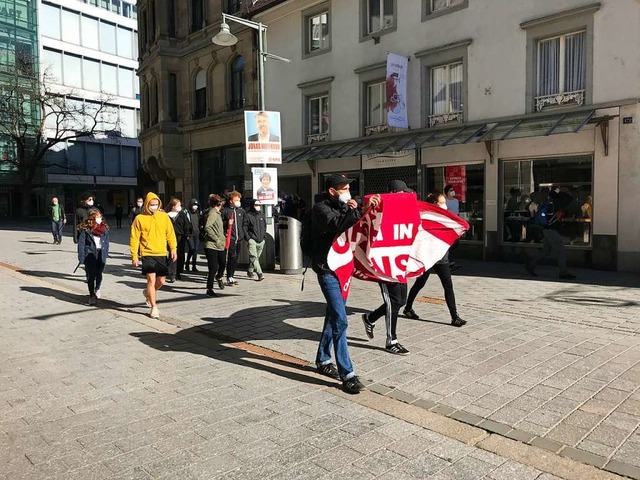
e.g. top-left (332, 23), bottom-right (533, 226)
top-left (278, 216), bottom-right (303, 274)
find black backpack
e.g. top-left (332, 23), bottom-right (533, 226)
top-left (198, 208), bottom-right (210, 242)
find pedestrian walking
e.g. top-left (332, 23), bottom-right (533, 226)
top-left (74, 191), bottom-right (94, 243)
top-left (77, 208), bottom-right (109, 306)
top-left (444, 185), bottom-right (462, 273)
top-left (403, 193), bottom-right (467, 327)
top-left (115, 203), bottom-right (124, 229)
top-left (203, 194), bottom-right (227, 297)
top-left (221, 191), bottom-right (247, 286)
top-left (311, 173), bottom-right (380, 394)
top-left (244, 199), bottom-right (266, 281)
top-left (166, 198), bottom-right (185, 283)
top-left (129, 193), bottom-right (178, 319)
top-left (48, 196), bottom-right (66, 244)
top-left (361, 180), bottom-right (413, 356)
top-left (184, 199), bottom-right (201, 273)
top-left (129, 197), bottom-right (144, 225)
top-left (525, 186), bottom-right (576, 280)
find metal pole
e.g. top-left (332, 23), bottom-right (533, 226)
top-left (258, 24), bottom-right (266, 112)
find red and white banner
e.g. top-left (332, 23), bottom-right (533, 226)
top-left (386, 53), bottom-right (408, 129)
top-left (445, 165), bottom-right (467, 202)
top-left (327, 194), bottom-right (468, 299)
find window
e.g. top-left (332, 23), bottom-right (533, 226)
top-left (536, 31), bottom-right (586, 111)
top-left (41, 4), bottom-right (61, 39)
top-left (501, 156), bottom-right (593, 246)
top-left (82, 58), bottom-right (101, 92)
top-left (119, 107), bottom-right (136, 137)
top-left (99, 21), bottom-right (117, 55)
top-left (123, 2), bottom-right (133, 18)
top-left (230, 56), bottom-right (245, 110)
top-left (167, 0), bottom-right (176, 37)
top-left (168, 73), bottom-right (178, 121)
top-left (429, 61), bottom-right (463, 126)
top-left (150, 80), bottom-right (158, 124)
top-left (191, 0), bottom-right (204, 33)
top-left (366, 80), bottom-right (386, 127)
top-left (81, 16), bottom-right (100, 51)
top-left (142, 83), bottom-right (150, 127)
top-left (117, 27), bottom-right (133, 59)
top-left (111, 0), bottom-right (121, 14)
top-left (61, 9), bottom-right (80, 45)
top-left (101, 63), bottom-right (118, 95)
top-left (42, 49), bottom-right (63, 83)
top-left (118, 67), bottom-right (134, 98)
top-left (307, 11), bottom-right (329, 53)
top-left (228, 0), bottom-right (241, 13)
top-left (430, 0), bottom-right (464, 13)
top-left (15, 43), bottom-right (33, 75)
top-left (366, 0), bottom-right (394, 35)
top-left (194, 70), bottom-right (206, 119)
top-left (63, 53), bottom-right (82, 88)
top-left (308, 95), bottom-right (329, 143)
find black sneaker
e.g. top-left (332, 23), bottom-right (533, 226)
top-left (403, 308), bottom-right (420, 320)
top-left (524, 263), bottom-right (537, 277)
top-left (184, 265), bottom-right (190, 272)
top-left (386, 343), bottom-right (410, 355)
top-left (342, 376), bottom-right (365, 394)
top-left (316, 363), bottom-right (340, 380)
top-left (559, 273), bottom-right (576, 280)
top-left (217, 278), bottom-right (225, 290)
top-left (257, 273), bottom-right (264, 282)
top-left (206, 289), bottom-right (216, 297)
top-left (167, 277), bottom-right (175, 283)
top-left (362, 314), bottom-right (374, 340)
top-left (247, 272), bottom-right (254, 278)
top-left (451, 316), bottom-right (467, 327)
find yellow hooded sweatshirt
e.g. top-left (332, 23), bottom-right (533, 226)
top-left (129, 192), bottom-right (177, 261)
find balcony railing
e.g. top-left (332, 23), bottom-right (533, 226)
top-left (428, 111), bottom-right (463, 127)
top-left (364, 124), bottom-right (394, 136)
top-left (307, 132), bottom-right (328, 144)
top-left (535, 89), bottom-right (585, 112)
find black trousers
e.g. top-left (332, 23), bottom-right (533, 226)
top-left (186, 236), bottom-right (199, 269)
top-left (205, 248), bottom-right (226, 290)
top-left (225, 242), bottom-right (242, 280)
top-left (406, 262), bottom-right (458, 319)
top-left (176, 236), bottom-right (187, 274)
top-left (368, 283), bottom-right (407, 345)
top-left (115, 215), bottom-right (122, 228)
top-left (84, 253), bottom-right (105, 296)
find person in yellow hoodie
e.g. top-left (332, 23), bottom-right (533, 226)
top-left (129, 192), bottom-right (177, 319)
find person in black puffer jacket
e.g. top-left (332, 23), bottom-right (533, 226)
top-left (221, 191), bottom-right (248, 286)
top-left (244, 199), bottom-right (267, 281)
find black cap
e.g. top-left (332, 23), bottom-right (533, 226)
top-left (325, 174), bottom-right (354, 191)
top-left (388, 180), bottom-right (412, 193)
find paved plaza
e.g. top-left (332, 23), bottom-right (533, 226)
top-left (1, 223), bottom-right (639, 479)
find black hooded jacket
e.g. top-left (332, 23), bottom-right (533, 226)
top-left (244, 201), bottom-right (267, 243)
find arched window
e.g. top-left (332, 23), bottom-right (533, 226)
top-left (230, 56), bottom-right (245, 110)
top-left (142, 83), bottom-right (150, 128)
top-left (150, 79), bottom-right (158, 125)
top-left (194, 70), bottom-right (207, 119)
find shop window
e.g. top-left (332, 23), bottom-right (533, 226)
top-left (194, 70), bottom-right (206, 119)
top-left (429, 61), bottom-right (463, 127)
top-left (307, 94), bottom-right (329, 144)
top-left (501, 156), bottom-right (592, 246)
top-left (230, 56), bottom-right (245, 110)
top-left (365, 80), bottom-right (386, 134)
top-left (536, 31), bottom-right (586, 111)
top-left (427, 164), bottom-right (484, 242)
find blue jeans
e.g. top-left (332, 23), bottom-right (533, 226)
top-left (51, 220), bottom-right (64, 242)
top-left (315, 272), bottom-right (355, 381)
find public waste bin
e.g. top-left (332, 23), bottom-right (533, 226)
top-left (278, 216), bottom-right (303, 274)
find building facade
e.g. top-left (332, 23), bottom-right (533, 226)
top-left (38, 0), bottom-right (141, 216)
top-left (254, 0), bottom-right (640, 272)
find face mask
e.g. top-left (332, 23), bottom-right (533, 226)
top-left (192, 206), bottom-right (197, 211)
top-left (234, 201), bottom-right (241, 208)
top-left (439, 203), bottom-right (448, 210)
top-left (449, 192), bottom-right (455, 198)
top-left (338, 192), bottom-right (351, 203)
top-left (137, 202), bottom-right (143, 207)
top-left (254, 206), bottom-right (261, 212)
top-left (86, 200), bottom-right (94, 206)
top-left (174, 206), bottom-right (182, 212)
top-left (95, 218), bottom-right (103, 224)
top-left (149, 205), bottom-right (159, 212)
top-left (52, 201), bottom-right (58, 205)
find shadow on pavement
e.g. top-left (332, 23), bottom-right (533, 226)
top-left (130, 329), bottom-right (337, 389)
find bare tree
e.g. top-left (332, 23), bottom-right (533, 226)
top-left (0, 69), bottom-right (119, 216)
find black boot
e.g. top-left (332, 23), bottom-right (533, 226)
top-left (451, 315), bottom-right (467, 327)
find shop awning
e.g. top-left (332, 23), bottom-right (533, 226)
top-left (282, 109), bottom-right (596, 163)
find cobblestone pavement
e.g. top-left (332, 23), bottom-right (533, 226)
top-left (1, 224), bottom-right (639, 478)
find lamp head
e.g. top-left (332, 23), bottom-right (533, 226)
top-left (212, 23), bottom-right (238, 46)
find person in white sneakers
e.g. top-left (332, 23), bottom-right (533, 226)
top-left (129, 193), bottom-right (177, 319)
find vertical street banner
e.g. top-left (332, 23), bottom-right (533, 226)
top-left (251, 167), bottom-right (278, 205)
top-left (445, 165), bottom-right (467, 202)
top-left (244, 111), bottom-right (282, 165)
top-left (386, 53), bottom-right (408, 129)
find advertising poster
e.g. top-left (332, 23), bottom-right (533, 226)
top-left (386, 53), bottom-right (408, 129)
top-left (244, 111), bottom-right (282, 165)
top-left (445, 165), bottom-right (467, 202)
top-left (252, 167), bottom-right (278, 205)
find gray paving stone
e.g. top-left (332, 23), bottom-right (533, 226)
top-left (529, 436), bottom-right (564, 454)
top-left (605, 459), bottom-right (640, 480)
top-left (397, 451), bottom-right (451, 478)
top-left (353, 448), bottom-right (407, 476)
top-left (426, 437), bottom-right (475, 463)
top-left (546, 423), bottom-right (589, 446)
top-left (560, 446), bottom-right (608, 468)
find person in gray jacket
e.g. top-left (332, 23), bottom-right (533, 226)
top-left (203, 194), bottom-right (227, 297)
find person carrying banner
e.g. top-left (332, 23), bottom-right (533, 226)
top-left (403, 193), bottom-right (466, 327)
top-left (361, 180), bottom-right (413, 356)
top-left (312, 174), bottom-right (380, 394)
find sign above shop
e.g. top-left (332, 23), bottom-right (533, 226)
top-left (362, 150), bottom-right (415, 170)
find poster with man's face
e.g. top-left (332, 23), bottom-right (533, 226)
top-left (244, 111), bottom-right (282, 165)
top-left (252, 167), bottom-right (278, 205)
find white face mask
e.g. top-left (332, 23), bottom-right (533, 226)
top-left (338, 192), bottom-right (351, 203)
top-left (254, 206), bottom-right (261, 212)
top-left (95, 217), bottom-right (103, 224)
top-left (137, 202), bottom-right (143, 207)
top-left (174, 206), bottom-right (182, 212)
top-left (439, 203), bottom-right (448, 210)
top-left (234, 201), bottom-right (241, 208)
top-left (192, 206), bottom-right (197, 211)
top-left (149, 205), bottom-right (159, 212)
top-left (86, 200), bottom-right (94, 206)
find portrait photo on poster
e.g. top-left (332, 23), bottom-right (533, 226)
top-left (245, 111), bottom-right (282, 165)
top-left (252, 167), bottom-right (278, 205)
